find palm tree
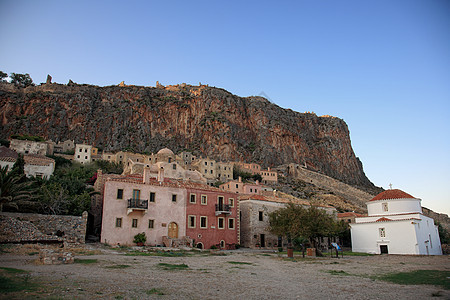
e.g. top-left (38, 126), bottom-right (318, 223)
top-left (0, 165), bottom-right (35, 211)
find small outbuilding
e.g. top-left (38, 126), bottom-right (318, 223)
top-left (350, 189), bottom-right (442, 255)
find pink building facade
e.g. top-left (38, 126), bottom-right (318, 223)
top-left (101, 173), bottom-right (187, 246)
top-left (101, 168), bottom-right (240, 248)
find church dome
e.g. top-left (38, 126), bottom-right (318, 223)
top-left (157, 148), bottom-right (174, 155)
top-left (370, 189), bottom-right (415, 201)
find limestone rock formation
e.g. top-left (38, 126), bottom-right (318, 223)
top-left (0, 81), bottom-right (375, 190)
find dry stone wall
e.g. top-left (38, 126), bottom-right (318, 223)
top-left (0, 212), bottom-right (87, 244)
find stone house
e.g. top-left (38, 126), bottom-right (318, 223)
top-left (0, 146), bottom-right (55, 179)
top-left (259, 167), bottom-right (278, 184)
top-left (10, 139), bottom-right (53, 156)
top-left (74, 144), bottom-right (92, 164)
top-left (185, 183), bottom-right (239, 249)
top-left (191, 158), bottom-right (234, 185)
top-left (350, 189), bottom-right (442, 255)
top-left (23, 155), bottom-right (55, 179)
top-left (51, 140), bottom-right (75, 154)
top-left (219, 177), bottom-right (268, 195)
top-left (238, 194), bottom-right (336, 249)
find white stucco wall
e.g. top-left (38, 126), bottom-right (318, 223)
top-left (351, 215), bottom-right (442, 255)
top-left (367, 198), bottom-right (422, 216)
top-left (101, 180), bottom-right (187, 246)
top-left (351, 220), bottom-right (418, 254)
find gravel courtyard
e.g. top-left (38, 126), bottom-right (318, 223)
top-left (0, 244), bottom-right (449, 299)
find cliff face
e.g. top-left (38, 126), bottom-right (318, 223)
top-left (0, 82), bottom-right (375, 189)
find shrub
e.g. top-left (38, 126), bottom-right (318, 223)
top-left (133, 232), bottom-right (146, 245)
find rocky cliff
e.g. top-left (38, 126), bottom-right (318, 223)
top-left (0, 81), bottom-right (376, 190)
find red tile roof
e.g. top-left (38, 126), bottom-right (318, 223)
top-left (0, 146), bottom-right (18, 159)
top-left (337, 212), bottom-right (365, 218)
top-left (376, 217), bottom-right (392, 222)
top-left (370, 189), bottom-right (415, 201)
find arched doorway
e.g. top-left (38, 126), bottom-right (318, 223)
top-left (220, 240), bottom-right (225, 249)
top-left (168, 222), bottom-right (178, 238)
top-left (196, 242), bottom-right (204, 249)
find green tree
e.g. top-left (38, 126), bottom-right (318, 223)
top-left (10, 153), bottom-right (25, 178)
top-left (269, 203), bottom-right (344, 254)
top-left (10, 73), bottom-right (34, 88)
top-left (0, 71), bottom-right (7, 82)
top-left (0, 166), bottom-right (35, 211)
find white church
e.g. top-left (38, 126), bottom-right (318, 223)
top-left (350, 189), bottom-right (442, 255)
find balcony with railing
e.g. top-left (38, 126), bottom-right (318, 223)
top-left (215, 204), bottom-right (231, 216)
top-left (127, 198), bottom-right (148, 215)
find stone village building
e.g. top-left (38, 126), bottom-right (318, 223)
top-left (0, 146), bottom-right (55, 179)
top-left (238, 194), bottom-right (337, 249)
top-left (350, 189), bottom-right (442, 255)
top-left (100, 167), bottom-right (239, 248)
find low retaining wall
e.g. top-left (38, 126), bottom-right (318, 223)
top-left (0, 211), bottom-right (88, 245)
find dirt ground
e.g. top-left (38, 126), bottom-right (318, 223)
top-left (0, 243), bottom-right (449, 299)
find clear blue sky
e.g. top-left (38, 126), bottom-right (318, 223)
top-left (1, 0), bottom-right (449, 215)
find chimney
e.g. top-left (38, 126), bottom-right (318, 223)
top-left (238, 176), bottom-right (242, 183)
top-left (143, 167), bottom-right (151, 184)
top-left (157, 167), bottom-right (165, 183)
top-left (256, 180), bottom-right (259, 185)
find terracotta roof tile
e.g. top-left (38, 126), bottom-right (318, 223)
top-left (376, 217), bottom-right (392, 222)
top-left (337, 212), bottom-right (365, 218)
top-left (370, 189), bottom-right (415, 201)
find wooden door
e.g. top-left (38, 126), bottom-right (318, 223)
top-left (168, 222), bottom-right (178, 238)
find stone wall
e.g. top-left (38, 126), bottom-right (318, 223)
top-left (0, 211), bottom-right (88, 244)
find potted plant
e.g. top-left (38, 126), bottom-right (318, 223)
top-left (133, 232), bottom-right (146, 246)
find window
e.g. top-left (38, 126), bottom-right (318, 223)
top-left (255, 189), bottom-right (257, 193)
top-left (211, 162), bottom-right (213, 166)
top-left (250, 188), bottom-right (253, 193)
top-left (149, 192), bottom-right (155, 202)
top-left (188, 215), bottom-right (196, 228)
top-left (204, 169), bottom-right (207, 174)
top-left (117, 189), bottom-right (123, 199)
top-left (85, 156), bottom-right (88, 160)
top-left (115, 218), bottom-right (122, 228)
top-left (228, 218), bottom-right (235, 229)
top-left (200, 216), bottom-right (207, 228)
top-left (218, 217), bottom-right (225, 229)
top-left (190, 194), bottom-right (196, 203)
top-left (229, 198), bottom-right (234, 207)
top-left (201, 195), bottom-right (207, 205)
top-left (236, 184), bottom-right (239, 188)
top-left (148, 219), bottom-right (154, 229)
top-left (85, 149), bottom-right (88, 153)
top-left (77, 155), bottom-right (80, 158)
top-left (259, 211), bottom-right (263, 221)
top-left (382, 203), bottom-right (388, 212)
top-left (210, 170), bottom-right (213, 174)
top-left (132, 219), bottom-right (138, 228)
top-left (172, 194), bottom-right (177, 202)
top-left (172, 164), bottom-right (176, 170)
top-left (379, 228), bottom-right (386, 238)
top-left (132, 189), bottom-right (140, 200)
top-left (168, 157), bottom-right (172, 163)
top-left (204, 162), bottom-right (207, 166)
